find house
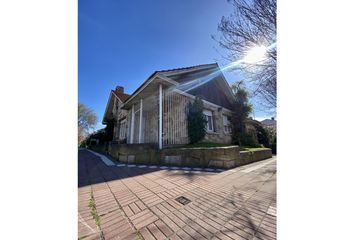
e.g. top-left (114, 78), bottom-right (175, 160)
top-left (261, 117), bottom-right (277, 130)
top-left (244, 118), bottom-right (262, 142)
top-left (102, 63), bottom-right (236, 149)
top-left (102, 86), bottom-right (130, 141)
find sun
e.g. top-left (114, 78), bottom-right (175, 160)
top-left (243, 45), bottom-right (267, 64)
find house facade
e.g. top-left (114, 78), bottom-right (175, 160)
top-left (103, 63), bottom-right (236, 149)
top-left (102, 86), bottom-right (130, 141)
top-left (261, 117), bottom-right (277, 130)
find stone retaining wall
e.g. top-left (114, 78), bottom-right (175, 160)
top-left (90, 144), bottom-right (272, 169)
top-left (111, 143), bottom-right (160, 165)
top-left (90, 144), bottom-right (107, 154)
top-left (239, 149), bottom-right (273, 165)
top-left (160, 146), bottom-right (240, 168)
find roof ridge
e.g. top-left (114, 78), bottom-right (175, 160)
top-left (157, 63), bottom-right (218, 73)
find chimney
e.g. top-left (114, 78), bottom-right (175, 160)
top-left (271, 117), bottom-right (275, 120)
top-left (115, 86), bottom-right (124, 93)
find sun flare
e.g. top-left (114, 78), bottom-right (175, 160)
top-left (243, 45), bottom-right (267, 64)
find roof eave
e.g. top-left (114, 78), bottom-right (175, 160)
top-left (102, 92), bottom-right (114, 125)
top-left (122, 73), bottom-right (178, 108)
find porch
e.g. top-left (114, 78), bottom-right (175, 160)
top-left (122, 76), bottom-right (190, 149)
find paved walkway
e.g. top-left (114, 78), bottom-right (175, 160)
top-left (78, 149), bottom-right (276, 240)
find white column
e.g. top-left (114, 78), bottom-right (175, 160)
top-left (138, 98), bottom-right (143, 143)
top-left (159, 84), bottom-right (163, 149)
top-left (130, 103), bottom-right (135, 143)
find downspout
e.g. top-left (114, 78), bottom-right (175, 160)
top-left (159, 84), bottom-right (163, 149)
top-left (139, 98), bottom-right (143, 143)
top-left (130, 103), bottom-right (134, 143)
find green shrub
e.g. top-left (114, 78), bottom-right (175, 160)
top-left (270, 135), bottom-right (277, 154)
top-left (239, 133), bottom-right (260, 147)
top-left (255, 124), bottom-right (270, 147)
top-left (230, 81), bottom-right (253, 145)
top-left (187, 97), bottom-right (207, 144)
top-left (103, 118), bottom-right (115, 142)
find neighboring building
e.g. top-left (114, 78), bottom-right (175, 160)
top-left (103, 63), bottom-right (236, 149)
top-left (261, 117), bottom-right (277, 130)
top-left (244, 118), bottom-right (262, 142)
top-left (87, 128), bottom-right (105, 146)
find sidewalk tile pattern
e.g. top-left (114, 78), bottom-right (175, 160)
top-left (78, 150), bottom-right (276, 240)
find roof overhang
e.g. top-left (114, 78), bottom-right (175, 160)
top-left (162, 63), bottom-right (218, 77)
top-left (109, 63), bottom-right (236, 114)
top-left (122, 73), bottom-right (178, 109)
top-left (162, 63), bottom-right (236, 104)
top-left (172, 88), bottom-right (234, 113)
top-left (102, 91), bottom-right (117, 124)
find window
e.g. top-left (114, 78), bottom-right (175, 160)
top-left (203, 110), bottom-right (214, 132)
top-left (223, 115), bottom-right (232, 134)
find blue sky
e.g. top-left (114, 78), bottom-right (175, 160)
top-left (79, 0), bottom-right (271, 131)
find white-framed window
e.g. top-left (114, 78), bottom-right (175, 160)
top-left (203, 110), bottom-right (214, 132)
top-left (223, 115), bottom-right (232, 134)
top-left (119, 119), bottom-right (127, 140)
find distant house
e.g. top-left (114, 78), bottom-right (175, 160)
top-left (244, 118), bottom-right (262, 142)
top-left (103, 63), bottom-right (236, 149)
top-left (261, 117), bottom-right (277, 130)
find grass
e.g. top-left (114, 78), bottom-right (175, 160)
top-left (168, 143), bottom-right (271, 151)
top-left (89, 190), bottom-right (104, 240)
top-left (170, 142), bottom-right (234, 149)
top-left (169, 143), bottom-right (271, 151)
top-left (239, 146), bottom-right (270, 151)
top-left (136, 231), bottom-right (144, 240)
top-left (89, 198), bottom-right (101, 226)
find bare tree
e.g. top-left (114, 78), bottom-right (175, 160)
top-left (78, 102), bottom-right (97, 145)
top-left (215, 0), bottom-right (276, 110)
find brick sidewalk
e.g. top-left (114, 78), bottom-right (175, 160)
top-left (78, 150), bottom-right (276, 240)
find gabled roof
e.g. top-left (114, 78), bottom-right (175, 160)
top-left (156, 63), bottom-right (217, 76)
top-left (112, 89), bottom-right (130, 102)
top-left (122, 63), bottom-right (236, 111)
top-left (102, 90), bottom-right (131, 124)
top-left (261, 119), bottom-right (277, 126)
top-left (158, 63), bottom-right (236, 110)
top-left (245, 118), bottom-right (262, 126)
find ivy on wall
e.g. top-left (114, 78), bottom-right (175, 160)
top-left (187, 96), bottom-right (207, 144)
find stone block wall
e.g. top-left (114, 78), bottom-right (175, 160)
top-left (160, 146), bottom-right (240, 168)
top-left (239, 149), bottom-right (272, 165)
top-left (106, 143), bottom-right (160, 165)
top-left (90, 144), bottom-right (272, 169)
top-left (202, 107), bottom-right (232, 144)
top-left (90, 144), bottom-right (107, 154)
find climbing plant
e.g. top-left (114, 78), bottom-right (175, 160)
top-left (187, 96), bottom-right (207, 144)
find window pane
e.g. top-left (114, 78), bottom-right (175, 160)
top-left (208, 116), bottom-right (212, 130)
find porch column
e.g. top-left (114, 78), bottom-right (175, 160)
top-left (159, 84), bottom-right (163, 149)
top-left (138, 98), bottom-right (143, 143)
top-left (130, 103), bottom-right (134, 143)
